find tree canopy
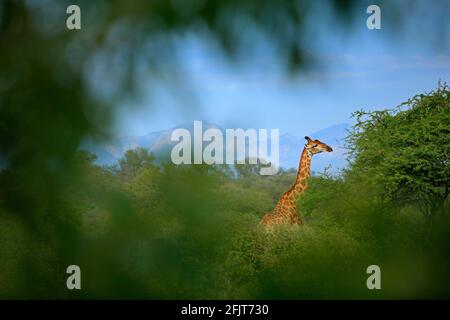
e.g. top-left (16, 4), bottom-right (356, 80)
top-left (348, 83), bottom-right (450, 223)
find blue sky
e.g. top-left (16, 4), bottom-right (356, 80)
top-left (114, 3), bottom-right (450, 138)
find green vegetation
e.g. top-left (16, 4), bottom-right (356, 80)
top-left (348, 85), bottom-right (450, 231)
top-left (1, 0), bottom-right (449, 299)
top-left (1, 85), bottom-right (448, 299)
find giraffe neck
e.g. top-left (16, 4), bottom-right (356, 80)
top-left (291, 147), bottom-right (312, 200)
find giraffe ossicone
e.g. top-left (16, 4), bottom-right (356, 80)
top-left (260, 136), bottom-right (333, 228)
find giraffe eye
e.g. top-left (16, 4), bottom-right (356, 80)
top-left (312, 144), bottom-right (318, 147)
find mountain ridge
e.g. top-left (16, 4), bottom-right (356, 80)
top-left (85, 122), bottom-right (351, 173)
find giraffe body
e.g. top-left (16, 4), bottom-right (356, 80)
top-left (260, 136), bottom-right (332, 228)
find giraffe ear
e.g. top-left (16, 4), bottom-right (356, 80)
top-left (304, 136), bottom-right (312, 142)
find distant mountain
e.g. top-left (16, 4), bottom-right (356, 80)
top-left (85, 122), bottom-right (351, 173)
top-left (276, 123), bottom-right (349, 173)
top-left (84, 121), bottom-right (222, 165)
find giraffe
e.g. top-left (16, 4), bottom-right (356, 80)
top-left (260, 136), bottom-right (333, 228)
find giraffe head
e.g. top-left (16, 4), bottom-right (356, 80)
top-left (304, 136), bottom-right (333, 155)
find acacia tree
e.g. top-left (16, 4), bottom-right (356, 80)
top-left (347, 83), bottom-right (450, 228)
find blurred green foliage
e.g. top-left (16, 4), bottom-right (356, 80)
top-left (0, 0), bottom-right (450, 299)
